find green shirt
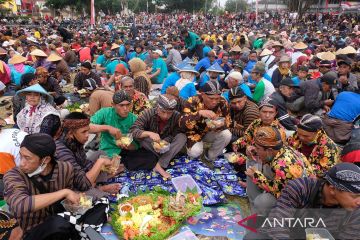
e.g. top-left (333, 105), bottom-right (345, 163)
top-left (90, 107), bottom-right (139, 157)
top-left (151, 58), bottom-right (168, 84)
top-left (185, 31), bottom-right (203, 51)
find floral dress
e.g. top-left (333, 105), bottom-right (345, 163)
top-left (252, 146), bottom-right (314, 198)
top-left (179, 95), bottom-right (231, 148)
top-left (132, 90), bottom-right (151, 115)
top-left (287, 129), bottom-right (339, 178)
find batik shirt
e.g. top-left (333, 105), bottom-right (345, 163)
top-left (233, 119), bottom-right (286, 150)
top-left (132, 90), bottom-right (151, 115)
top-left (252, 146), bottom-right (314, 198)
top-left (179, 95), bottom-right (231, 148)
top-left (287, 129), bottom-right (339, 178)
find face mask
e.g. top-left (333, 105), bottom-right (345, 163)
top-left (28, 159), bottom-right (47, 178)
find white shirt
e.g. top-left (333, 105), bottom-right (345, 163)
top-left (0, 128), bottom-right (27, 166)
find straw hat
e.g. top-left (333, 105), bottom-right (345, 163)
top-left (272, 41), bottom-right (283, 48)
top-left (342, 46), bottom-right (357, 54)
top-left (260, 48), bottom-right (273, 57)
top-left (111, 43), bottom-right (120, 50)
top-left (335, 48), bottom-right (346, 55)
top-left (293, 42), bottom-right (308, 50)
top-left (279, 55), bottom-right (291, 63)
top-left (316, 52), bottom-right (336, 61)
top-left (8, 55), bottom-right (27, 65)
top-left (46, 53), bottom-right (63, 62)
top-left (30, 49), bottom-right (48, 57)
top-left (241, 47), bottom-right (251, 54)
top-left (230, 45), bottom-right (242, 52)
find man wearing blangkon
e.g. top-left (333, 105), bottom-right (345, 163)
top-left (245, 163), bottom-right (360, 239)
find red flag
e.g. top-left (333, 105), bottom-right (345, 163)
top-left (90, 0), bottom-right (95, 25)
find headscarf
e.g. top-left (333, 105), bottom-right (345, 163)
top-left (113, 89), bottom-right (132, 104)
top-left (115, 63), bottom-right (128, 75)
top-left (298, 114), bottom-right (322, 132)
top-left (259, 97), bottom-right (277, 110)
top-left (324, 163), bottom-right (360, 193)
top-left (254, 126), bottom-right (284, 150)
top-left (63, 118), bottom-right (90, 130)
top-left (21, 133), bottom-right (56, 159)
top-left (157, 94), bottom-right (177, 110)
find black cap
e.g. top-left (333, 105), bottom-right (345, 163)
top-left (320, 71), bottom-right (337, 86)
top-left (337, 57), bottom-right (352, 66)
top-left (201, 81), bottom-right (222, 95)
top-left (280, 77), bottom-right (297, 87)
top-left (298, 66), bottom-right (309, 72)
top-left (81, 61), bottom-right (92, 70)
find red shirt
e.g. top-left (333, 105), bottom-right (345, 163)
top-left (79, 47), bottom-right (91, 62)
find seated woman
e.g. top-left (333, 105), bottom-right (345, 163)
top-left (104, 63), bottom-right (129, 92)
top-left (9, 54), bottom-right (35, 87)
top-left (173, 64), bottom-right (198, 100)
top-left (16, 84), bottom-right (60, 137)
top-left (287, 114), bottom-right (339, 178)
top-left (55, 112), bottom-right (121, 194)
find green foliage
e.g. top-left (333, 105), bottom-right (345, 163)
top-left (111, 190), bottom-right (202, 240)
top-left (156, 0), bottom-right (215, 13)
top-left (225, 0), bottom-right (248, 13)
top-left (45, 0), bottom-right (215, 14)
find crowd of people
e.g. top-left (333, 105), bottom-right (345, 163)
top-left (0, 10), bottom-right (360, 240)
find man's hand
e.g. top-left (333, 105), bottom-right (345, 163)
top-left (199, 110), bottom-right (217, 119)
top-left (64, 189), bottom-right (80, 204)
top-left (324, 99), bottom-right (334, 107)
top-left (339, 75), bottom-right (348, 85)
top-left (246, 145), bottom-right (257, 160)
top-left (323, 105), bottom-right (331, 113)
top-left (245, 166), bottom-right (257, 179)
top-left (147, 132), bottom-right (161, 142)
top-left (107, 126), bottom-right (122, 139)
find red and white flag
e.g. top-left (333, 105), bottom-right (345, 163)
top-left (90, 0), bottom-right (95, 25)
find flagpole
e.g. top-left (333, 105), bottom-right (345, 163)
top-left (90, 0), bottom-right (95, 26)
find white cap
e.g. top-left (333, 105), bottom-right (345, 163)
top-left (2, 41), bottom-right (9, 47)
top-left (227, 71), bottom-right (243, 82)
top-left (153, 49), bottom-right (163, 57)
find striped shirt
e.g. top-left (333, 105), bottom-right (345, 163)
top-left (130, 108), bottom-right (182, 143)
top-left (261, 178), bottom-right (360, 239)
top-left (230, 100), bottom-right (259, 138)
top-left (3, 161), bottom-right (91, 232)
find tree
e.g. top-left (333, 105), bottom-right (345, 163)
top-left (225, 0), bottom-right (248, 13)
top-left (283, 0), bottom-right (318, 16)
top-left (156, 0), bottom-right (215, 13)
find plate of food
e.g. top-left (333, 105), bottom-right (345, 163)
top-left (100, 154), bottom-right (121, 174)
top-left (117, 134), bottom-right (133, 147)
top-left (61, 193), bottom-right (93, 215)
top-left (224, 152), bottom-right (246, 165)
top-left (205, 117), bottom-right (225, 129)
top-left (77, 89), bottom-right (89, 98)
top-left (152, 140), bottom-right (170, 154)
top-left (111, 188), bottom-right (202, 240)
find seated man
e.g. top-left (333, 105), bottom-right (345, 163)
top-left (251, 163), bottom-right (360, 240)
top-left (55, 112), bottom-right (121, 194)
top-left (90, 90), bottom-right (138, 157)
top-left (228, 87), bottom-right (259, 141)
top-left (130, 94), bottom-right (187, 179)
top-left (245, 126), bottom-right (313, 216)
top-left (4, 133), bottom-right (108, 239)
top-left (233, 98), bottom-right (286, 154)
top-left (119, 77), bottom-right (150, 115)
top-left (222, 71), bottom-right (252, 101)
top-left (322, 91), bottom-right (360, 144)
top-left (73, 62), bottom-right (102, 92)
top-left (179, 81), bottom-right (232, 161)
top-left (288, 114), bottom-right (339, 178)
